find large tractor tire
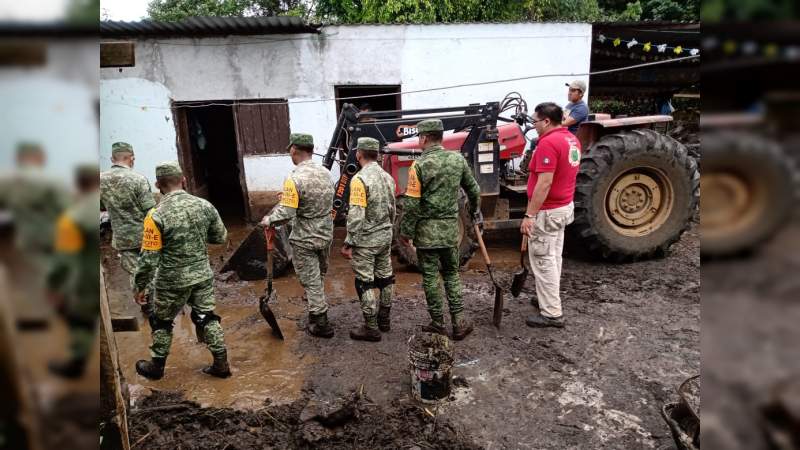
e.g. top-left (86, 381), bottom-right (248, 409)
top-left (701, 131), bottom-right (795, 257)
top-left (392, 190), bottom-right (478, 270)
top-left (571, 129), bottom-right (699, 261)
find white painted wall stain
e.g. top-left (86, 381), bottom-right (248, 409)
top-left (100, 78), bottom-right (177, 186)
top-left (100, 23), bottom-right (591, 194)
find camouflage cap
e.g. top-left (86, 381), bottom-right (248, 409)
top-left (75, 163), bottom-right (100, 178)
top-left (16, 141), bottom-right (43, 157)
top-left (155, 161), bottom-right (183, 178)
top-left (287, 133), bottom-right (314, 150)
top-left (112, 141), bottom-right (134, 155)
top-left (416, 119), bottom-right (444, 133)
top-left (356, 137), bottom-right (380, 152)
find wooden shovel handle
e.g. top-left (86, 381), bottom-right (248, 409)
top-left (520, 237), bottom-right (528, 252)
top-left (474, 224), bottom-right (491, 266)
top-left (264, 227), bottom-right (275, 251)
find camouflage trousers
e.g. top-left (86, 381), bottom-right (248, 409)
top-left (292, 241), bottom-right (331, 315)
top-left (416, 247), bottom-right (463, 325)
top-left (149, 278), bottom-right (226, 359)
top-left (350, 243), bottom-right (393, 318)
top-left (64, 298), bottom-right (99, 361)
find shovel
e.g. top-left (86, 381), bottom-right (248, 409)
top-left (473, 224), bottom-right (505, 328)
top-left (511, 237), bottom-right (528, 298)
top-left (259, 227), bottom-right (284, 340)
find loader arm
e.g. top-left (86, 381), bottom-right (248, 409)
top-left (324, 102), bottom-right (501, 221)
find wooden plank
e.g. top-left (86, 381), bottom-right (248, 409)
top-left (259, 103), bottom-right (290, 155)
top-left (100, 42), bottom-right (135, 68)
top-left (236, 104), bottom-right (267, 155)
top-left (100, 267), bottom-right (131, 450)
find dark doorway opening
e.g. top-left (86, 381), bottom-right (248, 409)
top-left (334, 85), bottom-right (402, 117)
top-left (178, 103), bottom-right (247, 220)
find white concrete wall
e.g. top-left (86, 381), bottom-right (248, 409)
top-left (100, 22), bottom-right (591, 195)
top-left (0, 40), bottom-right (98, 183)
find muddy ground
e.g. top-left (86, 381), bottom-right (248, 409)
top-left (702, 222), bottom-right (800, 450)
top-left (106, 215), bottom-right (700, 449)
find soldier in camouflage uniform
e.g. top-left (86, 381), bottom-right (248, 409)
top-left (134, 162), bottom-right (230, 380)
top-left (399, 119), bottom-right (481, 340)
top-left (100, 142), bottom-right (156, 314)
top-left (47, 164), bottom-right (101, 378)
top-left (0, 143), bottom-right (69, 299)
top-left (260, 133), bottom-right (336, 338)
top-left (340, 137), bottom-right (396, 342)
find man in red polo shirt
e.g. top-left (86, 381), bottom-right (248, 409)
top-left (520, 102), bottom-right (581, 328)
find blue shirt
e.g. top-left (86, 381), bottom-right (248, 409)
top-left (565, 100), bottom-right (589, 134)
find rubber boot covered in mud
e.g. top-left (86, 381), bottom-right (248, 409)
top-left (48, 357), bottom-right (86, 379)
top-left (377, 306), bottom-right (391, 332)
top-left (452, 314), bottom-right (474, 341)
top-left (308, 312), bottom-right (334, 338)
top-left (202, 350), bottom-right (231, 378)
top-left (136, 357), bottom-right (166, 380)
top-left (421, 316), bottom-right (448, 336)
top-left (350, 314), bottom-right (381, 342)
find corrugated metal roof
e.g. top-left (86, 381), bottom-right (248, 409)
top-left (101, 16), bottom-right (319, 38)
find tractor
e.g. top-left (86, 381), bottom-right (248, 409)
top-left (223, 93), bottom-right (699, 279)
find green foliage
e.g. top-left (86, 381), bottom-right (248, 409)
top-left (147, 0), bottom-right (308, 21)
top-left (316, 0), bottom-right (605, 24)
top-left (67, 0), bottom-right (100, 24)
top-left (145, 0), bottom-right (699, 23)
top-left (700, 0), bottom-right (795, 21)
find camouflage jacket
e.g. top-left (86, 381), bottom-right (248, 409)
top-left (133, 190), bottom-right (227, 291)
top-left (0, 167), bottom-right (69, 252)
top-left (100, 165), bottom-right (156, 250)
top-left (399, 144), bottom-right (480, 249)
top-left (264, 160), bottom-right (334, 250)
top-left (48, 191), bottom-right (101, 316)
top-left (345, 161), bottom-right (396, 248)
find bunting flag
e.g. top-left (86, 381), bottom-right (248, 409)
top-left (702, 35), bottom-right (800, 60)
top-left (596, 34), bottom-right (699, 57)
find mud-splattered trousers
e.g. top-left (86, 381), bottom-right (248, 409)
top-left (416, 247), bottom-right (463, 325)
top-left (527, 202), bottom-right (574, 318)
top-left (350, 244), bottom-right (394, 319)
top-left (149, 278), bottom-right (225, 358)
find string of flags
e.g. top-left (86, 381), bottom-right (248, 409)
top-left (596, 34), bottom-right (700, 56)
top-left (701, 36), bottom-right (800, 60)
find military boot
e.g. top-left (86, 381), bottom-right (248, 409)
top-left (350, 314), bottom-right (381, 342)
top-left (48, 357), bottom-right (86, 379)
top-left (452, 314), bottom-right (474, 341)
top-left (203, 350), bottom-right (232, 378)
top-left (308, 312), bottom-right (334, 338)
top-left (377, 306), bottom-right (391, 332)
top-left (421, 316), bottom-right (448, 336)
top-left (135, 357), bottom-right (166, 380)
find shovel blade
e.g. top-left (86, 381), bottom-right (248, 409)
top-left (492, 285), bottom-right (504, 328)
top-left (259, 291), bottom-right (284, 340)
top-left (511, 268), bottom-right (528, 298)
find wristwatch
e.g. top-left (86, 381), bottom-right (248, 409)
top-left (524, 214), bottom-right (534, 219)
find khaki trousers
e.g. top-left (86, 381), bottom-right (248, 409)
top-left (527, 202), bottom-right (574, 318)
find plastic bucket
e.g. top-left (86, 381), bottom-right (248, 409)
top-left (407, 332), bottom-right (454, 403)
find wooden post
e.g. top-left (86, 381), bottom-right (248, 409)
top-left (100, 267), bottom-right (131, 450)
